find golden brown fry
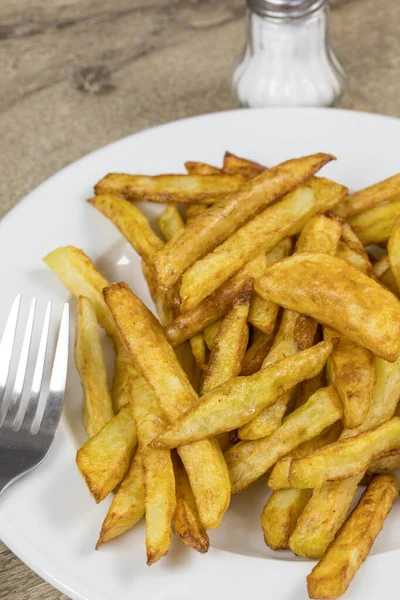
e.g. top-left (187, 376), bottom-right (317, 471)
top-left (388, 215), bottom-right (400, 294)
top-left (185, 161), bottom-right (222, 175)
top-left (157, 205), bottom-right (185, 242)
top-left (336, 240), bottom-right (372, 275)
top-left (142, 260), bottom-right (174, 327)
top-left (335, 172), bottom-right (400, 218)
top-left (111, 339), bottom-right (134, 411)
top-left (367, 450), bottom-right (400, 475)
top-left (203, 320), bottom-right (222, 351)
top-left (89, 195), bottom-right (163, 265)
top-left (226, 386), bottom-right (343, 494)
top-left (295, 368), bottom-right (325, 408)
top-left (96, 451), bottom-right (145, 548)
top-left (324, 327), bottom-right (375, 429)
top-left (256, 252), bottom-right (400, 362)
top-left (185, 204), bottom-right (208, 222)
top-left (153, 340), bottom-right (335, 448)
top-left (240, 331), bottom-right (275, 376)
top-left (200, 285), bottom-right (251, 395)
top-left (173, 454), bottom-right (210, 553)
top-left (373, 255), bottom-right (390, 278)
top-left (189, 333), bottom-right (208, 371)
top-left (307, 475), bottom-right (399, 599)
top-left (262, 489), bottom-right (311, 551)
top-left (222, 151), bottom-right (265, 177)
top-left (180, 178), bottom-right (346, 311)
top-left (268, 423), bottom-right (342, 490)
top-left (248, 239), bottom-right (291, 334)
top-left (43, 246), bottom-right (116, 336)
top-left (130, 368), bottom-right (176, 565)
top-left (75, 296), bottom-right (114, 438)
top-left (348, 199), bottom-right (400, 245)
top-left (165, 253), bottom-right (268, 346)
top-left (288, 417), bottom-right (400, 489)
top-left (154, 153), bottom-right (334, 289)
top-left (104, 283), bottom-right (230, 529)
top-left (94, 173), bottom-right (245, 204)
top-left (76, 405), bottom-right (137, 503)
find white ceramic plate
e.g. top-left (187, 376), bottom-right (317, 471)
top-left (1, 108), bottom-right (400, 600)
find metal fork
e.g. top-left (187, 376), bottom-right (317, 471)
top-left (0, 296), bottom-right (69, 496)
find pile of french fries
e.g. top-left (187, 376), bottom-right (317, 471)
top-left (43, 150), bottom-right (400, 598)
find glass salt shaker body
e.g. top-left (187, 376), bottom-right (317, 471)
top-left (233, 0), bottom-right (344, 108)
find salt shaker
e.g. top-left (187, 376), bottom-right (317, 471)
top-left (233, 0), bottom-right (344, 108)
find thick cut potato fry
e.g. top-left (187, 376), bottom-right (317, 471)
top-left (173, 454), bottom-right (210, 553)
top-left (154, 153), bottom-right (334, 289)
top-left (142, 260), bottom-right (175, 328)
top-left (348, 199), bottom-right (400, 245)
top-left (130, 367), bottom-right (176, 565)
top-left (75, 297), bottom-right (114, 438)
top-left (43, 246), bottom-right (116, 336)
top-left (200, 286), bottom-right (251, 395)
top-left (248, 238), bottom-right (291, 334)
top-left (335, 172), bottom-right (400, 218)
top-left (367, 451), bottom-right (400, 475)
top-left (256, 252), bottom-right (400, 362)
top-left (268, 423), bottom-right (342, 489)
top-left (388, 215), bottom-right (400, 294)
top-left (157, 205), bottom-right (185, 242)
top-left (203, 320), bottom-right (222, 351)
top-left (262, 489), bottom-right (311, 551)
top-left (373, 255), bottom-right (390, 279)
top-left (104, 283), bottom-right (230, 529)
top-left (185, 204), bottom-right (209, 222)
top-left (240, 331), bottom-right (275, 376)
top-left (180, 179), bottom-right (346, 311)
top-left (95, 173), bottom-right (246, 204)
top-left (307, 475), bottom-right (399, 599)
top-left (290, 353), bottom-right (400, 558)
top-left (189, 333), bottom-right (208, 371)
top-left (185, 161), bottom-right (222, 175)
top-left (324, 327), bottom-right (375, 429)
top-left (336, 240), bottom-right (372, 275)
top-left (111, 340), bottom-right (134, 411)
top-left (165, 253), bottom-right (268, 346)
top-left (76, 405), bottom-right (137, 503)
top-left (153, 340), bottom-right (335, 448)
top-left (288, 417), bottom-right (400, 489)
top-left (89, 195), bottom-right (163, 265)
top-left (295, 368), bottom-right (325, 408)
top-left (96, 451), bottom-right (145, 548)
top-left (225, 386), bottom-right (343, 494)
top-left (223, 151), bottom-right (265, 177)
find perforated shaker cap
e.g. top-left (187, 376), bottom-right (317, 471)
top-left (247, 0), bottom-right (328, 19)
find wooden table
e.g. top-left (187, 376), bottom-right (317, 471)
top-left (1, 0), bottom-right (399, 597)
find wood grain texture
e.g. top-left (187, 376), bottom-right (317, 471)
top-left (1, 0), bottom-right (400, 597)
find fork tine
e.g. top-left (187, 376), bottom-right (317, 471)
top-left (1, 298), bottom-right (36, 428)
top-left (0, 295), bottom-right (21, 412)
top-left (19, 301), bottom-right (52, 432)
top-left (36, 303), bottom-right (69, 436)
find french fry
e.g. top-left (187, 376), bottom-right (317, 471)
top-left (268, 423), bottom-right (342, 490)
top-left (388, 215), bottom-right (400, 295)
top-left (180, 179), bottom-right (346, 311)
top-left (248, 239), bottom-right (291, 334)
top-left (130, 367), bottom-right (176, 565)
top-left (373, 254), bottom-right (390, 278)
top-left (185, 204), bottom-right (209, 222)
top-left (335, 172), bottom-right (400, 217)
top-left (288, 417), bottom-right (400, 489)
top-left (185, 161), bottom-right (222, 175)
top-left (381, 265), bottom-right (398, 294)
top-left (111, 338), bottom-right (135, 411)
top-left (141, 260), bottom-right (174, 327)
top-left (225, 386), bottom-right (343, 494)
top-left (76, 405), bottom-right (137, 503)
top-left (255, 252), bottom-right (400, 362)
top-left (239, 215), bottom-right (341, 441)
top-left (367, 450), bottom-right (400, 475)
top-left (96, 451), bottom-right (145, 548)
top-left (295, 368), bottom-right (325, 408)
top-left (104, 283), bottom-right (230, 529)
top-left (154, 153), bottom-right (334, 289)
top-left (203, 320), bottom-right (222, 351)
top-left (289, 353), bottom-right (400, 558)
top-left (173, 454), bottom-right (210, 553)
top-left (240, 331), bottom-right (275, 376)
top-left (94, 173), bottom-right (246, 204)
top-left (307, 475), bottom-right (399, 599)
top-left (157, 205), bottom-right (185, 242)
top-left (324, 327), bottom-right (375, 429)
top-left (336, 240), bottom-right (372, 275)
top-left (189, 333), bottom-right (208, 371)
top-left (165, 253), bottom-right (268, 346)
top-left (200, 285), bottom-right (251, 395)
top-left (347, 199), bottom-right (400, 245)
top-left (222, 151), bottom-right (265, 177)
top-left (75, 296), bottom-right (114, 437)
top-left (153, 340), bottom-right (335, 448)
top-left (262, 489), bottom-right (311, 551)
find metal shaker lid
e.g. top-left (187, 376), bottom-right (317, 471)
top-left (247, 0), bottom-right (327, 19)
